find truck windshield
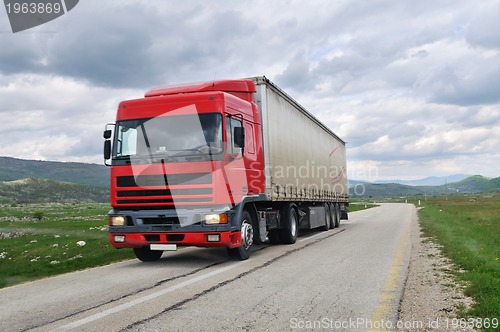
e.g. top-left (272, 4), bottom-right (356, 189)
top-left (113, 113), bottom-right (223, 163)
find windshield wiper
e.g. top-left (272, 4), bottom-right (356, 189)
top-left (129, 153), bottom-right (182, 163)
top-left (152, 153), bottom-right (177, 163)
top-left (172, 144), bottom-right (223, 157)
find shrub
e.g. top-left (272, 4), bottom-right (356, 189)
top-left (32, 211), bottom-right (44, 220)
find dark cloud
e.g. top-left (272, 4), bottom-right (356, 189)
top-left (0, 2), bottom-right (258, 88)
top-left (274, 52), bottom-right (316, 93)
top-left (0, 0), bottom-right (499, 178)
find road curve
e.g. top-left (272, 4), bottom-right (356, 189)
top-left (0, 203), bottom-right (415, 332)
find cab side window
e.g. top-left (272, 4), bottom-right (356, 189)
top-left (226, 117), bottom-right (243, 155)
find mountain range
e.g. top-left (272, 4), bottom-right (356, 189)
top-left (0, 156), bottom-right (499, 202)
top-left (0, 156), bottom-right (109, 187)
top-left (349, 175), bottom-right (500, 197)
top-left (371, 174), bottom-right (472, 186)
top-left (0, 156), bottom-right (109, 204)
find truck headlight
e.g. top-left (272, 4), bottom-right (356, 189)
top-left (205, 213), bottom-right (228, 224)
top-left (109, 216), bottom-right (126, 226)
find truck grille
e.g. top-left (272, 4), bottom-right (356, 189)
top-left (117, 188), bottom-right (212, 197)
top-left (115, 173), bottom-right (213, 206)
top-left (117, 173), bottom-right (212, 187)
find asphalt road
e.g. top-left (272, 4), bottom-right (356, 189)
top-left (0, 203), bottom-right (415, 332)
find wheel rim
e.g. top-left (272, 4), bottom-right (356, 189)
top-left (241, 220), bottom-right (254, 250)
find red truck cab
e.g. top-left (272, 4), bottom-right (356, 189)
top-left (104, 80), bottom-right (264, 261)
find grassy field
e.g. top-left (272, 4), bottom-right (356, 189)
top-left (0, 203), bottom-right (133, 288)
top-left (418, 195), bottom-right (500, 327)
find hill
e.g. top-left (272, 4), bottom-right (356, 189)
top-left (374, 174), bottom-right (471, 186)
top-left (1, 156), bottom-right (498, 201)
top-left (0, 178), bottom-right (109, 204)
top-left (350, 175), bottom-right (500, 197)
top-left (0, 157), bottom-right (108, 187)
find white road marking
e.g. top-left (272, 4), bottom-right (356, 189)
top-left (56, 224), bottom-right (349, 329)
top-left (55, 260), bottom-right (249, 330)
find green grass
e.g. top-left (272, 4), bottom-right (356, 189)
top-left (0, 203), bottom-right (134, 288)
top-left (418, 195), bottom-right (500, 329)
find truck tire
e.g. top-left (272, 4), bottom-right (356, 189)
top-left (328, 203), bottom-right (336, 229)
top-left (320, 203), bottom-right (331, 231)
top-left (280, 205), bottom-right (298, 244)
top-left (334, 203), bottom-right (341, 228)
top-left (268, 230), bottom-right (281, 244)
top-left (133, 247), bottom-right (163, 262)
top-left (227, 210), bottom-right (254, 260)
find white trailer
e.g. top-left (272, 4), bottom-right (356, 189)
top-left (250, 77), bottom-right (348, 242)
top-left (252, 77), bottom-right (348, 203)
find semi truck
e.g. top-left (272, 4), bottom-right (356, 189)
top-left (103, 76), bottom-right (348, 261)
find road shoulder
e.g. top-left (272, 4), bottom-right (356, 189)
top-left (399, 214), bottom-right (475, 331)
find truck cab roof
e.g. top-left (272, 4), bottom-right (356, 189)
top-left (145, 79), bottom-right (257, 103)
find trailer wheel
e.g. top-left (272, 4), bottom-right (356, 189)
top-left (334, 204), bottom-right (341, 228)
top-left (227, 210), bottom-right (254, 260)
top-left (321, 203), bottom-right (331, 231)
top-left (280, 205), bottom-right (298, 244)
top-left (328, 203), bottom-right (336, 229)
top-left (133, 247), bottom-right (163, 262)
top-left (268, 230), bottom-right (281, 244)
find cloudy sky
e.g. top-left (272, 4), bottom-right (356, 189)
top-left (1, 0), bottom-right (499, 181)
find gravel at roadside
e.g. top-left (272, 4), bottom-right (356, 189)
top-left (398, 217), bottom-right (476, 331)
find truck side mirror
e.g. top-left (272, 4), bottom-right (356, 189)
top-left (104, 140), bottom-right (111, 160)
top-left (103, 124), bottom-right (115, 166)
top-left (234, 127), bottom-right (245, 149)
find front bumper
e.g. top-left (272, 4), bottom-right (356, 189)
top-left (108, 207), bottom-right (240, 249)
top-left (108, 231), bottom-right (242, 249)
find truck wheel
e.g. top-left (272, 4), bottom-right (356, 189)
top-left (227, 210), bottom-right (254, 260)
top-left (328, 203), bottom-right (336, 229)
top-left (321, 203), bottom-right (331, 231)
top-left (334, 204), bottom-right (341, 228)
top-left (133, 247), bottom-right (163, 262)
top-left (268, 230), bottom-right (281, 244)
top-left (280, 205), bottom-right (298, 244)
